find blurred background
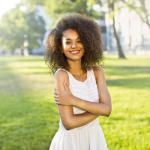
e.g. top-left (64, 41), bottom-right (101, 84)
top-left (0, 0), bottom-right (150, 57)
top-left (0, 0), bottom-right (150, 150)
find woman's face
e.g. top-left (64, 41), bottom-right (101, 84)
top-left (61, 29), bottom-right (84, 61)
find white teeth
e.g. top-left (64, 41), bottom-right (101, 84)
top-left (70, 51), bottom-right (79, 54)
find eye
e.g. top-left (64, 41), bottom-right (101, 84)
top-left (65, 42), bottom-right (71, 44)
top-left (77, 41), bottom-right (81, 43)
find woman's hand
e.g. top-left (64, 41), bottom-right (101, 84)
top-left (54, 80), bottom-right (74, 106)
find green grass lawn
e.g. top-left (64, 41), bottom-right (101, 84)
top-left (0, 55), bottom-right (150, 150)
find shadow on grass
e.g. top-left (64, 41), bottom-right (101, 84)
top-left (106, 77), bottom-right (150, 89)
top-left (110, 116), bottom-right (125, 121)
top-left (105, 66), bottom-right (150, 89)
top-left (138, 116), bottom-right (150, 124)
top-left (105, 66), bottom-right (150, 76)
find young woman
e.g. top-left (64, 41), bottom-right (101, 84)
top-left (44, 14), bottom-right (111, 150)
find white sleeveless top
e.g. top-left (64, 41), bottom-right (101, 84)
top-left (50, 67), bottom-right (108, 150)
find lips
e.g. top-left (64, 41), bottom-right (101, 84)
top-left (70, 50), bottom-right (80, 54)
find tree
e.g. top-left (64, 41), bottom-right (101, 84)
top-left (21, 0), bottom-right (102, 27)
top-left (121, 0), bottom-right (150, 30)
top-left (0, 8), bottom-right (27, 53)
top-left (107, 0), bottom-right (126, 58)
top-left (25, 11), bottom-right (46, 54)
top-left (89, 0), bottom-right (126, 58)
top-left (0, 6), bottom-right (46, 55)
top-left (105, 0), bottom-right (150, 58)
top-left (20, 0), bottom-right (126, 58)
top-left (47, 0), bottom-right (102, 27)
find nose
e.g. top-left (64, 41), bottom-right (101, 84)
top-left (71, 42), bottom-right (77, 48)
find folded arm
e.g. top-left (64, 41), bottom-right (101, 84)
top-left (55, 67), bottom-right (112, 116)
top-left (54, 70), bottom-right (98, 130)
top-left (71, 67), bottom-right (111, 116)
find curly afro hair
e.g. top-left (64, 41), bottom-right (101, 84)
top-left (44, 13), bottom-right (104, 74)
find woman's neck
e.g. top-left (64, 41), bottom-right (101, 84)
top-left (67, 59), bottom-right (86, 76)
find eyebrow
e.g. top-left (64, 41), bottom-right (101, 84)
top-left (65, 37), bottom-right (80, 40)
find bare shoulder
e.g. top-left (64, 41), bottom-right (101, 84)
top-left (54, 69), bottom-right (69, 80)
top-left (54, 69), bottom-right (69, 92)
top-left (91, 66), bottom-right (104, 79)
top-left (92, 66), bottom-right (103, 71)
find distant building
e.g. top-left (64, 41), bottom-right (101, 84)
top-left (105, 1), bottom-right (150, 55)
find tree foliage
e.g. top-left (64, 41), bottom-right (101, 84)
top-left (0, 6), bottom-right (46, 52)
top-left (21, 0), bottom-right (103, 28)
top-left (0, 8), bottom-right (27, 51)
top-left (20, 0), bottom-right (126, 58)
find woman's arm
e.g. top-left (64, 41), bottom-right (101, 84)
top-left (54, 70), bottom-right (98, 130)
top-left (70, 67), bottom-right (111, 116)
top-left (55, 67), bottom-right (112, 116)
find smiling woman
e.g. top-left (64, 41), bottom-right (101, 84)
top-left (44, 14), bottom-right (104, 74)
top-left (61, 29), bottom-right (85, 61)
top-left (44, 14), bottom-right (111, 150)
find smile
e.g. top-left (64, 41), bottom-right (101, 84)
top-left (70, 50), bottom-right (80, 54)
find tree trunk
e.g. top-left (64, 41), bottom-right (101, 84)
top-left (107, 0), bottom-right (126, 58)
top-left (108, 0), bottom-right (126, 59)
top-left (145, 17), bottom-right (150, 29)
top-left (112, 17), bottom-right (126, 58)
top-left (139, 0), bottom-right (150, 30)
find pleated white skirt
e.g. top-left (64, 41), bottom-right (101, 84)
top-left (49, 125), bottom-right (108, 150)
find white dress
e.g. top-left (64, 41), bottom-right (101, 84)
top-left (49, 67), bottom-right (108, 150)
